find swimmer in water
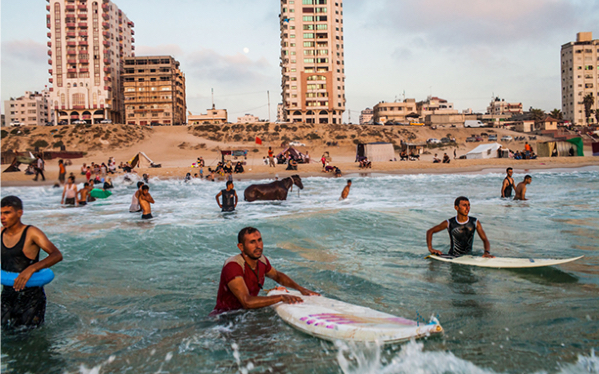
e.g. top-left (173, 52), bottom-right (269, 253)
top-left (340, 179), bottom-right (352, 200)
top-left (426, 196), bottom-right (493, 258)
top-left (61, 176), bottom-right (78, 206)
top-left (210, 227), bottom-right (319, 315)
top-left (77, 182), bottom-right (89, 206)
top-left (501, 167), bottom-right (515, 198)
top-left (139, 185), bottom-right (154, 219)
top-left (514, 175), bottom-right (532, 201)
top-left (216, 181), bottom-right (238, 212)
top-left (1, 196), bottom-right (63, 328)
top-left (129, 182), bottom-right (144, 213)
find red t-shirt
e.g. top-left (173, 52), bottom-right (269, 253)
top-left (212, 254), bottom-right (272, 314)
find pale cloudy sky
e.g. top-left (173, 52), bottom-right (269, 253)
top-left (1, 0), bottom-right (598, 122)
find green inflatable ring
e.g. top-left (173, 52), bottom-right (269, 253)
top-left (90, 188), bottom-right (112, 199)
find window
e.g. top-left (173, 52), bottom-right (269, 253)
top-left (303, 33), bottom-right (314, 39)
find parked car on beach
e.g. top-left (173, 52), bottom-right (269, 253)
top-left (427, 138), bottom-right (441, 144)
top-left (73, 120), bottom-right (86, 125)
top-left (100, 119), bottom-right (113, 124)
top-left (441, 137), bottom-right (452, 143)
top-left (501, 135), bottom-right (513, 141)
top-left (289, 141), bottom-right (306, 147)
top-left (488, 135), bottom-right (497, 141)
top-left (466, 137), bottom-right (476, 142)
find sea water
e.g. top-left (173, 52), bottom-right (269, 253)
top-left (1, 168), bottom-right (598, 374)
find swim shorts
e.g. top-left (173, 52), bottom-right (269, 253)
top-left (141, 213), bottom-right (153, 219)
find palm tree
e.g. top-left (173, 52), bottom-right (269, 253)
top-left (583, 93), bottom-right (594, 125)
top-left (530, 108), bottom-right (545, 122)
top-left (550, 109), bottom-right (563, 120)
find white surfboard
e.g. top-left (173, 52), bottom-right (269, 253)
top-left (427, 254), bottom-right (584, 268)
top-left (267, 288), bottom-right (443, 343)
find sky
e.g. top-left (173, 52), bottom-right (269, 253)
top-left (1, 0), bottom-right (598, 123)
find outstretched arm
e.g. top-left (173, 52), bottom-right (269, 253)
top-left (266, 267), bottom-right (320, 296)
top-left (426, 221), bottom-right (448, 255)
top-left (476, 221), bottom-right (493, 258)
top-left (215, 191), bottom-right (222, 208)
top-left (13, 227), bottom-right (63, 291)
top-left (227, 277), bottom-right (303, 309)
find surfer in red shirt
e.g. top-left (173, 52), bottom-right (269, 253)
top-left (212, 227), bottom-right (319, 315)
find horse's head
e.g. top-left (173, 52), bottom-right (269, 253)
top-left (291, 175), bottom-right (303, 189)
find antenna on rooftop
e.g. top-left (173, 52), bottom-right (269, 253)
top-left (211, 88), bottom-right (215, 109)
top-left (267, 90), bottom-right (271, 122)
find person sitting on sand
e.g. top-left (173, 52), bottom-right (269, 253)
top-left (410, 151), bottom-right (420, 161)
top-left (286, 159), bottom-right (298, 171)
top-left (234, 162), bottom-right (244, 174)
top-left (139, 185), bottom-right (154, 219)
top-left (514, 175), bottom-right (532, 201)
top-left (442, 153), bottom-right (450, 164)
top-left (400, 150), bottom-right (409, 161)
top-left (426, 196), bottom-right (493, 258)
top-left (210, 227), bottom-right (319, 315)
top-left (334, 166), bottom-right (342, 176)
top-left (433, 154), bottom-right (441, 163)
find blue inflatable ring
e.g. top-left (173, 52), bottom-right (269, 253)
top-left (1, 268), bottom-right (55, 287)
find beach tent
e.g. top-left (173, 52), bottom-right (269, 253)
top-left (220, 150), bottom-right (248, 163)
top-left (276, 147), bottom-right (309, 163)
top-left (466, 143), bottom-right (502, 159)
top-left (355, 142), bottom-right (395, 162)
top-left (129, 152), bottom-right (161, 168)
top-left (537, 138), bottom-right (584, 157)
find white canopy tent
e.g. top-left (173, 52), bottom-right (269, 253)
top-left (466, 143), bottom-right (502, 160)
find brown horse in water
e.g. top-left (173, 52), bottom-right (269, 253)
top-left (244, 175), bottom-right (304, 202)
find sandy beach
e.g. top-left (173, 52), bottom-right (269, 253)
top-left (2, 124), bottom-right (598, 187)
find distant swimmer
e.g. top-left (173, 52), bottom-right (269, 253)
top-left (514, 175), bottom-right (532, 201)
top-left (139, 185), bottom-right (154, 219)
top-left (501, 167), bottom-right (515, 198)
top-left (1, 196), bottom-right (63, 328)
top-left (129, 182), bottom-right (144, 213)
top-left (211, 227), bottom-right (319, 315)
top-left (216, 181), bottom-right (238, 212)
top-left (61, 176), bottom-right (78, 206)
top-left (426, 196), bottom-right (493, 258)
top-left (77, 182), bottom-right (90, 206)
top-left (340, 179), bottom-right (352, 200)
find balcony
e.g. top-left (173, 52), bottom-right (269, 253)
top-left (131, 45), bottom-right (135, 50)
top-left (104, 86), bottom-right (112, 91)
top-left (78, 41), bottom-right (88, 46)
top-left (103, 41), bottom-right (110, 47)
top-left (79, 31), bottom-right (88, 37)
top-left (102, 31), bottom-right (110, 38)
top-left (46, 5), bottom-right (50, 11)
top-left (102, 4), bottom-right (109, 11)
top-left (67, 59), bottom-right (77, 64)
top-left (102, 13), bottom-right (109, 20)
top-left (47, 41), bottom-right (52, 47)
top-left (46, 14), bottom-right (51, 22)
top-left (47, 22), bottom-right (51, 29)
top-left (47, 32), bottom-right (52, 38)
top-left (102, 22), bottom-right (109, 29)
top-left (131, 29), bottom-right (134, 35)
top-left (66, 5), bottom-right (75, 11)
top-left (67, 68), bottom-right (77, 73)
top-left (104, 76), bottom-right (111, 81)
top-left (70, 114), bottom-right (80, 119)
top-left (49, 78), bottom-right (53, 83)
top-left (67, 41), bottom-right (76, 46)
top-left (80, 68), bottom-right (89, 73)
top-left (66, 23), bottom-right (76, 28)
top-left (79, 23), bottom-right (88, 28)
top-left (49, 88), bottom-right (53, 92)
top-left (102, 0), bottom-right (108, 3)
top-left (78, 13), bottom-right (87, 19)
top-left (78, 4), bottom-right (87, 10)
top-left (118, 26), bottom-right (123, 33)
top-left (103, 58), bottom-right (111, 64)
top-left (131, 37), bottom-right (135, 43)
top-left (128, 21), bottom-right (134, 27)
top-left (66, 32), bottom-right (76, 37)
top-left (79, 59), bottom-right (89, 64)
top-left (104, 67), bottom-right (111, 73)
top-left (48, 69), bottom-right (53, 74)
top-left (67, 50), bottom-right (77, 55)
top-left (48, 50), bottom-right (52, 56)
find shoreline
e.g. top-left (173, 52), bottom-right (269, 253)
top-left (2, 160), bottom-right (598, 187)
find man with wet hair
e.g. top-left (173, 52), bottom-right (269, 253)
top-left (1, 196), bottom-right (63, 328)
top-left (139, 185), bottom-right (154, 219)
top-left (129, 181), bottom-right (144, 213)
top-left (426, 196), bottom-right (493, 258)
top-left (211, 227), bottom-right (319, 315)
top-left (501, 167), bottom-right (515, 198)
top-left (514, 175), bottom-right (532, 201)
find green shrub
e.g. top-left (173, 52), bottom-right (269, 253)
top-left (53, 134), bottom-right (63, 138)
top-left (306, 132), bottom-right (321, 140)
top-left (52, 140), bottom-right (64, 148)
top-left (1, 130), bottom-right (8, 139)
top-left (32, 140), bottom-right (49, 148)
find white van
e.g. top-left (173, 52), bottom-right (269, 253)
top-left (464, 120), bottom-right (486, 128)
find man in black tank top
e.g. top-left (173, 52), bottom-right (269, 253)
top-left (1, 196), bottom-right (63, 328)
top-left (501, 167), bottom-right (515, 198)
top-left (216, 181), bottom-right (238, 212)
top-left (426, 196), bottom-right (493, 258)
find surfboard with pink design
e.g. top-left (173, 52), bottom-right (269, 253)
top-left (267, 288), bottom-right (443, 343)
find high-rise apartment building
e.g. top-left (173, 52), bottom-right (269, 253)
top-left (4, 90), bottom-right (51, 126)
top-left (279, 0), bottom-right (346, 124)
top-left (122, 56), bottom-right (187, 126)
top-left (47, 0), bottom-right (134, 125)
top-left (359, 108), bottom-right (373, 125)
top-left (561, 32), bottom-right (598, 126)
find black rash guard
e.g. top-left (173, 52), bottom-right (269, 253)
top-left (447, 216), bottom-right (478, 257)
top-left (221, 189), bottom-right (236, 212)
top-left (1, 226), bottom-right (47, 328)
top-left (503, 177), bottom-right (514, 197)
